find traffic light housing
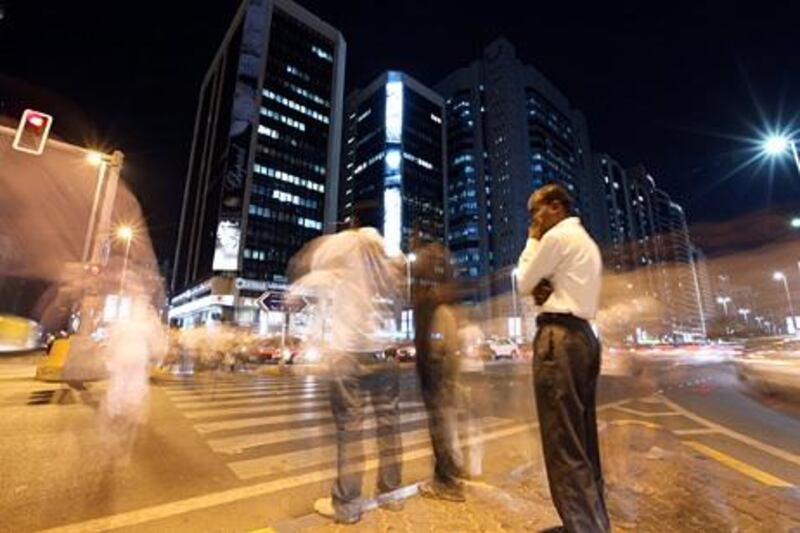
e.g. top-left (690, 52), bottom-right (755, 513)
top-left (12, 109), bottom-right (53, 155)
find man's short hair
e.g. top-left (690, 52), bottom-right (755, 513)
top-left (528, 183), bottom-right (573, 213)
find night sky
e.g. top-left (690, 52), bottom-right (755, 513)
top-left (2, 0), bottom-right (799, 264)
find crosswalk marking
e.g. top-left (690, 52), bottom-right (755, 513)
top-left (158, 376), bottom-right (516, 484)
top-left (163, 383), bottom-right (325, 397)
top-left (174, 393), bottom-right (325, 410)
top-left (193, 402), bottom-right (424, 434)
top-left (228, 416), bottom-right (510, 480)
top-left (207, 411), bottom-right (431, 455)
top-left (165, 387), bottom-right (328, 402)
top-left (181, 400), bottom-right (332, 419)
top-left (164, 383), bottom-right (326, 397)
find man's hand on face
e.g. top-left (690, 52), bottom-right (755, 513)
top-left (528, 222), bottom-right (543, 240)
top-left (532, 278), bottom-right (554, 306)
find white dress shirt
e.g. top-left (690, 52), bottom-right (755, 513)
top-left (297, 227), bottom-right (399, 353)
top-left (515, 217), bottom-right (602, 320)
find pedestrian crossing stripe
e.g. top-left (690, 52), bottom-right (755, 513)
top-left (192, 401), bottom-right (424, 434)
top-left (227, 416), bottom-right (510, 480)
top-left (207, 410), bottom-right (432, 455)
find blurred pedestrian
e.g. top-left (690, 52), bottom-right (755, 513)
top-left (294, 204), bottom-right (404, 524)
top-left (515, 184), bottom-right (609, 532)
top-left (413, 243), bottom-right (466, 501)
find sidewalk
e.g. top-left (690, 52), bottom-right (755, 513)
top-left (269, 423), bottom-right (800, 532)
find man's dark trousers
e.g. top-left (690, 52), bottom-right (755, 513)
top-left (328, 352), bottom-right (402, 521)
top-left (533, 313), bottom-right (610, 533)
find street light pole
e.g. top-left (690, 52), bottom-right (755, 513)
top-left (119, 237), bottom-right (132, 295)
top-left (405, 253), bottom-right (416, 340)
top-left (774, 271), bottom-right (796, 332)
top-left (511, 268), bottom-right (519, 338)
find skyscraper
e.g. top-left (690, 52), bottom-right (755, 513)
top-left (170, 0), bottom-right (345, 328)
top-left (436, 39), bottom-right (601, 299)
top-left (339, 71), bottom-right (446, 256)
top-left (597, 160), bottom-right (705, 342)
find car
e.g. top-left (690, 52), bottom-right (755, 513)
top-left (486, 338), bottom-right (519, 360)
top-left (396, 344), bottom-right (416, 362)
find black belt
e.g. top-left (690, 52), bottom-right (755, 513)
top-left (536, 312), bottom-right (590, 330)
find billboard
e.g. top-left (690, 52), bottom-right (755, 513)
top-left (212, 220), bottom-right (241, 272)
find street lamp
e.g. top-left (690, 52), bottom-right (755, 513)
top-left (762, 134), bottom-right (800, 177)
top-left (773, 271), bottom-right (796, 331)
top-left (511, 268), bottom-right (520, 338)
top-left (791, 217), bottom-right (800, 229)
top-left (738, 308), bottom-right (751, 323)
top-left (404, 252), bottom-right (416, 340)
top-left (82, 150), bottom-right (124, 264)
top-left (116, 225), bottom-right (134, 294)
top-left (716, 296), bottom-right (731, 316)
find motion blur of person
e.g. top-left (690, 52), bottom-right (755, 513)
top-left (103, 295), bottom-right (166, 459)
top-left (291, 203), bottom-right (404, 524)
top-left (515, 184), bottom-right (608, 533)
top-left (413, 243), bottom-right (466, 502)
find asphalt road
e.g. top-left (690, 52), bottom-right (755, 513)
top-left (0, 352), bottom-right (798, 532)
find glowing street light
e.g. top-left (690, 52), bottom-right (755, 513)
top-left (762, 134), bottom-right (800, 176)
top-left (738, 308), bottom-right (751, 322)
top-left (791, 217), bottom-right (800, 229)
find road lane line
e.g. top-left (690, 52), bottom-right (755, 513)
top-left (193, 402), bottom-right (424, 434)
top-left (39, 421), bottom-right (538, 533)
top-left (609, 419), bottom-right (662, 430)
top-left (613, 406), bottom-right (681, 418)
top-left (683, 441), bottom-right (793, 487)
top-left (673, 428), bottom-right (718, 436)
top-left (227, 417), bottom-right (511, 480)
top-left (658, 395), bottom-right (800, 468)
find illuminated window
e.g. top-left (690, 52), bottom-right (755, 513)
top-left (311, 45), bottom-right (333, 62)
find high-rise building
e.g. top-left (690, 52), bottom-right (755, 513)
top-left (339, 71), bottom-right (446, 256)
top-left (170, 0), bottom-right (345, 328)
top-left (597, 161), bottom-right (705, 342)
top-left (436, 39), bottom-right (602, 300)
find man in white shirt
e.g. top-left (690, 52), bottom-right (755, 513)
top-left (516, 184), bottom-right (610, 533)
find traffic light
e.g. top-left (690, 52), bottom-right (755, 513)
top-left (12, 109), bottom-right (53, 155)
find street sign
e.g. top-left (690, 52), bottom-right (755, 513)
top-left (256, 291), bottom-right (308, 313)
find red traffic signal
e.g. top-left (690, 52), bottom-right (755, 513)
top-left (12, 109), bottom-right (54, 155)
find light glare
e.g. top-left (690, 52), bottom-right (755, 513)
top-left (763, 135), bottom-right (790, 155)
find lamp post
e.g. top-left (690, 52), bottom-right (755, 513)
top-left (83, 150), bottom-right (124, 265)
top-left (716, 296), bottom-right (731, 316)
top-left (405, 252), bottom-right (416, 340)
top-left (117, 225), bottom-right (134, 295)
top-left (738, 308), bottom-right (751, 323)
top-left (773, 271), bottom-right (796, 332)
top-left (511, 268), bottom-right (519, 338)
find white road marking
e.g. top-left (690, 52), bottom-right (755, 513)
top-left (658, 394), bottom-right (800, 468)
top-left (193, 402), bottom-right (424, 434)
top-left (207, 411), bottom-right (431, 454)
top-left (228, 416), bottom-right (511, 480)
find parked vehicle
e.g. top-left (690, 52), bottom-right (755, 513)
top-left (486, 338), bottom-right (519, 360)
